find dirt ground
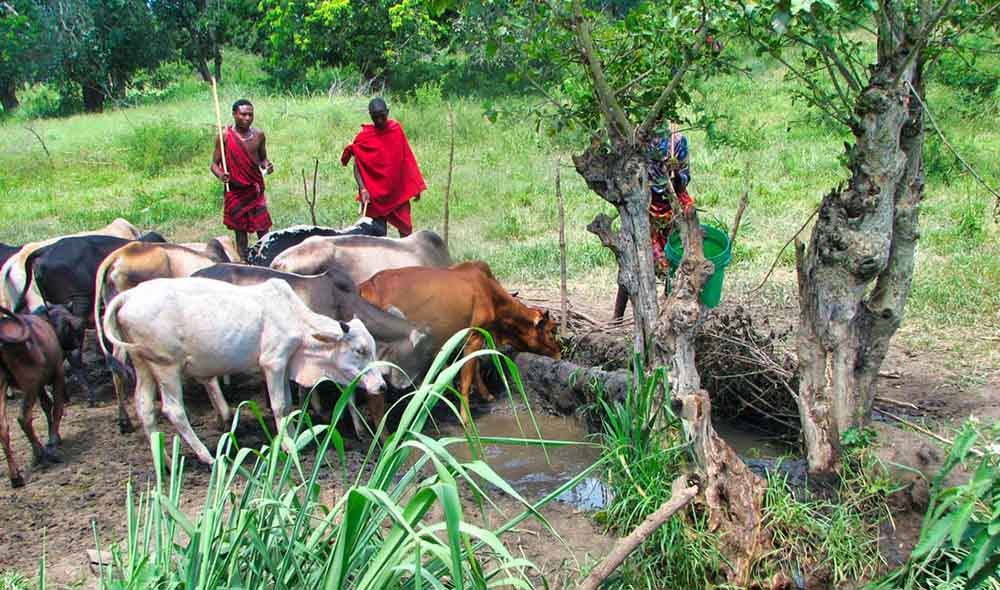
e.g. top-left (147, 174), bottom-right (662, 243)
top-left (1, 283), bottom-right (996, 588)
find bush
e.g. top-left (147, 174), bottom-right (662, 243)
top-left (123, 120), bottom-right (213, 177)
top-left (15, 84), bottom-right (71, 120)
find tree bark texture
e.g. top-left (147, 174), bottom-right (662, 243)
top-left (577, 141), bottom-right (659, 362)
top-left (655, 182), bottom-right (715, 396)
top-left (0, 79), bottom-right (19, 111)
top-left (81, 81), bottom-right (104, 113)
top-left (674, 391), bottom-right (781, 587)
top-left (796, 44), bottom-right (925, 476)
top-left (195, 58), bottom-right (212, 83)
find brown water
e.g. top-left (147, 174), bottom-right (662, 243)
top-left (435, 410), bottom-right (607, 508)
top-left (431, 410), bottom-right (793, 511)
top-left (713, 421), bottom-right (794, 458)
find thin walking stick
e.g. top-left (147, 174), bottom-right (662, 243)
top-left (211, 77), bottom-right (229, 192)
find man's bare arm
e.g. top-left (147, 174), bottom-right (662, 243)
top-left (210, 136), bottom-right (229, 183)
top-left (353, 160), bottom-right (369, 201)
top-left (258, 131), bottom-right (274, 174)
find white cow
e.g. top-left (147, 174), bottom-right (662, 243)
top-left (101, 277), bottom-right (385, 464)
top-left (0, 218), bottom-right (140, 310)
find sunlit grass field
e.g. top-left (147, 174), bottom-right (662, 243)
top-left (1, 50), bottom-right (996, 341)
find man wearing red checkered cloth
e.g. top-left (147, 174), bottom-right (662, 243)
top-left (341, 97), bottom-right (426, 237)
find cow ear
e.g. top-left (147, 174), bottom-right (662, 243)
top-left (339, 320), bottom-right (350, 334)
top-left (312, 332), bottom-right (343, 343)
top-left (532, 311), bottom-right (544, 327)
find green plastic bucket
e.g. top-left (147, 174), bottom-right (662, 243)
top-left (665, 224), bottom-right (732, 308)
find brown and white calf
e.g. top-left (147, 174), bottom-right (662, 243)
top-left (0, 306), bottom-right (67, 488)
top-left (101, 277), bottom-right (386, 464)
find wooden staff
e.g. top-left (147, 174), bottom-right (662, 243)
top-left (443, 104), bottom-right (455, 249)
top-left (210, 77), bottom-right (229, 192)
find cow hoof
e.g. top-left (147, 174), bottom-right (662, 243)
top-left (118, 420), bottom-right (135, 435)
top-left (10, 476), bottom-right (25, 488)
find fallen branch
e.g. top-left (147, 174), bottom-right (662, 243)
top-left (578, 476), bottom-right (698, 590)
top-left (874, 408), bottom-right (983, 457)
top-left (24, 125), bottom-right (52, 164)
top-left (874, 395), bottom-right (920, 411)
top-left (748, 204), bottom-right (820, 293)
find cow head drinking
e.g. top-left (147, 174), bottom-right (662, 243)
top-left (289, 315), bottom-right (387, 397)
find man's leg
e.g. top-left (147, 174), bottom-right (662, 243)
top-left (234, 230), bottom-right (249, 262)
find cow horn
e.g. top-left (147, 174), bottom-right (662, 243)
top-left (509, 290), bottom-right (520, 298)
top-left (0, 306), bottom-right (30, 344)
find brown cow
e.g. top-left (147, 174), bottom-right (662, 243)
top-left (94, 241), bottom-right (223, 433)
top-left (0, 306), bottom-right (67, 488)
top-left (358, 261), bottom-right (561, 422)
top-left (180, 236), bottom-right (240, 263)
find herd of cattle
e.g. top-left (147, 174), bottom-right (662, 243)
top-left (0, 218), bottom-right (561, 487)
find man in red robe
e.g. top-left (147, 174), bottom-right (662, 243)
top-left (341, 97), bottom-right (426, 236)
top-left (211, 98), bottom-right (274, 261)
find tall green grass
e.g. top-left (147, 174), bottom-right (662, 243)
top-left (81, 330), bottom-right (599, 590)
top-left (590, 360), bottom-right (895, 588)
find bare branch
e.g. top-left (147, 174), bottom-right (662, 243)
top-left (24, 125), bottom-right (52, 164)
top-left (571, 0), bottom-right (632, 139)
top-left (907, 80), bottom-right (1000, 216)
top-left (578, 477), bottom-right (699, 590)
top-left (636, 5), bottom-right (710, 140)
top-left (894, 0), bottom-right (959, 84)
top-left (636, 55), bottom-right (696, 141)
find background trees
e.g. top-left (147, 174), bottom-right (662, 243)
top-left (40, 0), bottom-right (168, 111)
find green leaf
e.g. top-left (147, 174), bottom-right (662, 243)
top-left (771, 11), bottom-right (791, 34)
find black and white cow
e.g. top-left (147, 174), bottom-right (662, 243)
top-left (246, 217), bottom-right (386, 267)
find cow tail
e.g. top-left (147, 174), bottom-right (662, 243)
top-left (93, 251), bottom-right (118, 361)
top-left (102, 293), bottom-right (172, 373)
top-left (14, 249), bottom-right (39, 313)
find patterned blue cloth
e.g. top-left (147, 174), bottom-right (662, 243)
top-left (647, 132), bottom-right (690, 195)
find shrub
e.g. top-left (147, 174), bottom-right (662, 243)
top-left (123, 120), bottom-right (212, 177)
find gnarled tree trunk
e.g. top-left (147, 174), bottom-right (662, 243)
top-left (0, 79), bottom-right (19, 111)
top-left (81, 81), bottom-right (105, 113)
top-left (796, 48), bottom-right (926, 477)
top-left (577, 142), bottom-right (660, 362)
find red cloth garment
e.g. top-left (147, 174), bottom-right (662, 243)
top-left (223, 127), bottom-right (272, 233)
top-left (341, 119), bottom-right (426, 219)
top-left (384, 201), bottom-right (413, 236)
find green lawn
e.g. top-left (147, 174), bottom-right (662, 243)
top-left (1, 51), bottom-right (997, 339)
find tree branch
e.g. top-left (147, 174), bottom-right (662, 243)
top-left (636, 7), bottom-right (709, 140)
top-left (571, 0), bottom-right (632, 140)
top-left (578, 477), bottom-right (699, 590)
top-left (894, 0), bottom-right (959, 84)
top-left (907, 80), bottom-right (1000, 212)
